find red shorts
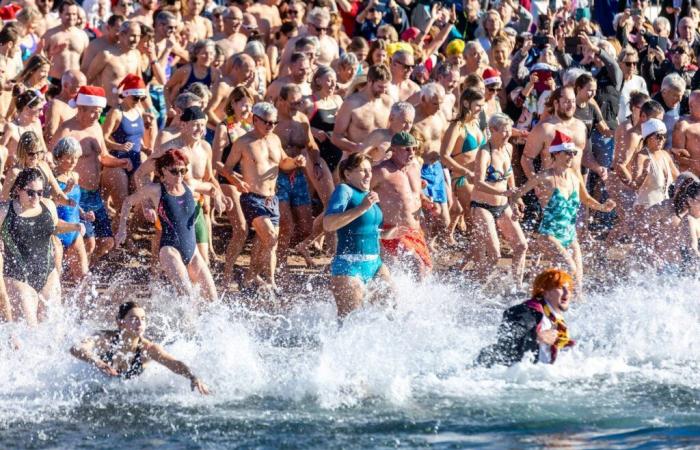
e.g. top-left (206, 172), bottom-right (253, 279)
top-left (380, 226), bottom-right (433, 271)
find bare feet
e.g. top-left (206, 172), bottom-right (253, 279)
top-left (294, 242), bottom-right (317, 267)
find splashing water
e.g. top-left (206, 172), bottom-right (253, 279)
top-left (0, 272), bottom-right (699, 448)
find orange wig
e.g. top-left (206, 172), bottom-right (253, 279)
top-left (531, 269), bottom-right (574, 298)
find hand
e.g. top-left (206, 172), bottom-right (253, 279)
top-left (143, 207), bottom-right (156, 223)
top-left (191, 377), bottom-right (210, 395)
top-left (75, 223), bottom-right (86, 236)
top-left (512, 199), bottom-right (525, 220)
top-left (294, 155), bottom-right (306, 168)
top-left (120, 142), bottom-right (134, 152)
top-left (83, 210), bottom-right (96, 222)
top-left (521, 37), bottom-right (533, 55)
top-left (528, 73), bottom-right (539, 86)
top-left (537, 328), bottom-right (559, 346)
top-left (114, 228), bottom-right (127, 248)
top-left (235, 180), bottom-right (251, 193)
top-left (596, 166), bottom-right (609, 181)
top-left (545, 77), bottom-right (556, 91)
top-left (671, 147), bottom-right (691, 158)
top-left (122, 159), bottom-right (133, 172)
top-left (311, 128), bottom-right (327, 143)
top-left (360, 191), bottom-right (380, 210)
top-left (601, 198), bottom-right (616, 212)
top-left (96, 360), bottom-right (119, 377)
top-left (64, 176), bottom-right (76, 193)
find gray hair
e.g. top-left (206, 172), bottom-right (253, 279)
top-left (488, 112), bottom-right (513, 131)
top-left (52, 136), bottom-right (82, 160)
top-left (307, 7), bottom-right (330, 25)
top-left (391, 49), bottom-right (412, 63)
top-left (653, 16), bottom-right (671, 31)
top-left (562, 68), bottom-right (588, 87)
top-left (244, 40), bottom-right (265, 59)
top-left (420, 82), bottom-right (445, 101)
top-left (155, 10), bottom-right (176, 25)
top-left (174, 92), bottom-right (202, 111)
top-left (390, 101), bottom-right (415, 119)
top-left (662, 73), bottom-right (686, 92)
top-left (252, 102), bottom-right (277, 118)
top-left (339, 52), bottom-right (358, 68)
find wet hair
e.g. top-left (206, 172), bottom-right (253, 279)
top-left (279, 83), bottom-right (302, 101)
top-left (455, 87), bottom-right (484, 122)
top-left (311, 65), bottom-right (335, 91)
top-left (15, 54), bottom-right (50, 87)
top-left (59, 0), bottom-right (77, 14)
top-left (531, 268), bottom-right (574, 298)
top-left (641, 100), bottom-right (665, 119)
top-left (338, 153), bottom-right (371, 183)
top-left (574, 73), bottom-right (596, 91)
top-left (117, 301), bottom-right (142, 321)
top-left (155, 149), bottom-right (189, 176)
top-left (11, 167), bottom-right (44, 198)
top-left (225, 85), bottom-right (255, 117)
top-left (186, 82), bottom-right (210, 100)
top-left (17, 131), bottom-right (41, 164)
top-left (174, 92), bottom-right (201, 112)
top-left (15, 89), bottom-right (44, 112)
top-left (52, 136), bottom-right (82, 160)
top-left (672, 172), bottom-right (700, 216)
top-left (367, 64), bottom-right (391, 83)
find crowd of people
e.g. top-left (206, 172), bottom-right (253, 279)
top-left (0, 0), bottom-right (699, 382)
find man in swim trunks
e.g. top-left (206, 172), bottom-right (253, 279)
top-left (372, 131), bottom-right (433, 278)
top-left (44, 69), bottom-right (85, 146)
top-left (226, 102), bottom-right (307, 293)
top-left (475, 269), bottom-right (576, 367)
top-left (50, 86), bottom-right (132, 265)
top-left (413, 83), bottom-right (451, 241)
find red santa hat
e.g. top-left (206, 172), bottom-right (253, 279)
top-left (482, 67), bottom-right (501, 86)
top-left (118, 74), bottom-right (147, 98)
top-left (0, 3), bottom-right (22, 21)
top-left (549, 130), bottom-right (577, 154)
top-left (69, 85), bottom-right (107, 108)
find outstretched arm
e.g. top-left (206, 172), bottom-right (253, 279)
top-left (145, 342), bottom-right (210, 394)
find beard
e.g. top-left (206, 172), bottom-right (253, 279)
top-left (557, 108), bottom-right (574, 120)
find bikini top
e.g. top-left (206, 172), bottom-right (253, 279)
top-left (484, 143), bottom-right (513, 183)
top-left (460, 123), bottom-right (487, 154)
top-left (101, 332), bottom-right (145, 379)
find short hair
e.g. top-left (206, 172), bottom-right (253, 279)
top-left (338, 153), bottom-right (372, 183)
top-left (186, 82), bottom-right (211, 100)
top-left (377, 24), bottom-right (398, 42)
top-left (52, 136), bottom-right (82, 160)
top-left (630, 91), bottom-right (651, 109)
top-left (531, 269), bottom-right (574, 297)
top-left (107, 14), bottom-right (127, 27)
top-left (174, 92), bottom-right (202, 111)
top-left (279, 83), bottom-right (302, 101)
top-left (653, 16), bottom-right (671, 30)
top-left (294, 36), bottom-right (318, 51)
top-left (155, 149), bottom-right (189, 176)
top-left (117, 301), bottom-right (142, 321)
top-left (391, 49), bottom-right (412, 63)
top-left (154, 10), bottom-right (175, 25)
top-left (367, 64), bottom-right (391, 83)
top-left (231, 53), bottom-right (254, 69)
top-left (347, 36), bottom-right (369, 54)
top-left (59, 0), bottom-right (77, 14)
top-left (338, 52), bottom-right (359, 69)
top-left (389, 101), bottom-right (415, 119)
top-left (433, 62), bottom-right (458, 81)
top-left (252, 102), bottom-right (277, 118)
top-left (561, 68), bottom-right (587, 87)
top-left (662, 73), bottom-right (686, 92)
top-left (641, 99), bottom-right (665, 118)
top-left (420, 82), bottom-right (445, 101)
top-left (574, 73), bottom-right (596, 91)
top-left (244, 40), bottom-right (265, 59)
top-left (290, 52), bottom-right (308, 65)
top-left (0, 24), bottom-right (20, 46)
top-left (307, 7), bottom-right (330, 25)
top-left (488, 112), bottom-right (514, 131)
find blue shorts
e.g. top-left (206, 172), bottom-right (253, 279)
top-left (79, 188), bottom-right (113, 238)
top-left (240, 192), bottom-right (280, 227)
top-left (277, 170), bottom-right (311, 207)
top-left (421, 160), bottom-right (448, 204)
top-left (330, 254), bottom-right (382, 284)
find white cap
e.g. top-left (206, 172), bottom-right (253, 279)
top-left (641, 118), bottom-right (667, 139)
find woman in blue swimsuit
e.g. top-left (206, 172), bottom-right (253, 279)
top-left (323, 154), bottom-right (398, 318)
top-left (115, 150), bottom-right (219, 302)
top-left (440, 88), bottom-right (487, 245)
top-left (470, 114), bottom-right (528, 290)
top-left (508, 132), bottom-right (616, 294)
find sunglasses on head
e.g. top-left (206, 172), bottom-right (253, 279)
top-left (254, 114), bottom-right (278, 127)
top-left (168, 167), bottom-right (188, 176)
top-left (23, 188), bottom-right (43, 198)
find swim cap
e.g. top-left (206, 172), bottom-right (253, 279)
top-left (386, 42), bottom-right (413, 58)
top-left (181, 106), bottom-right (206, 122)
top-left (531, 269), bottom-right (574, 298)
top-left (446, 39), bottom-right (465, 57)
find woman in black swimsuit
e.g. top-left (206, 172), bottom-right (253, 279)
top-left (0, 168), bottom-right (83, 325)
top-left (213, 86), bottom-right (253, 285)
top-left (115, 150), bottom-right (219, 302)
top-left (70, 301), bottom-right (210, 394)
top-left (308, 66), bottom-right (344, 174)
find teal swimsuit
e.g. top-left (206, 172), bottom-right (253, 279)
top-left (327, 183), bottom-right (383, 283)
top-left (454, 125), bottom-right (486, 188)
top-left (538, 180), bottom-right (580, 248)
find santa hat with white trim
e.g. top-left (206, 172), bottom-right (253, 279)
top-left (549, 130), bottom-right (577, 154)
top-left (69, 86), bottom-right (107, 108)
top-left (482, 67), bottom-right (501, 86)
top-left (118, 74), bottom-right (147, 98)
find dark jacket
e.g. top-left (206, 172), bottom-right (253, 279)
top-left (475, 302), bottom-right (544, 367)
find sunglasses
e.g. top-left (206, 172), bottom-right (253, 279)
top-left (254, 114), bottom-right (278, 127)
top-left (395, 61), bottom-right (415, 70)
top-left (135, 96), bottom-right (148, 102)
top-left (623, 61), bottom-right (638, 67)
top-left (167, 167), bottom-right (188, 176)
top-left (487, 86), bottom-right (502, 92)
top-left (23, 188), bottom-right (43, 198)
top-left (27, 150), bottom-right (45, 157)
top-left (312, 23), bottom-right (328, 33)
top-left (649, 132), bottom-right (667, 140)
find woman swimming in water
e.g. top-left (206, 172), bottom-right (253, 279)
top-left (70, 301), bottom-right (210, 394)
top-left (323, 153), bottom-right (398, 318)
top-left (508, 131), bottom-right (616, 294)
top-left (115, 149), bottom-right (219, 302)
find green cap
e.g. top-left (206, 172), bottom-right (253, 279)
top-left (391, 131), bottom-right (418, 147)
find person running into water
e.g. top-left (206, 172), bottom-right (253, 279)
top-left (1, 168), bottom-right (84, 325)
top-left (323, 153), bottom-right (399, 318)
top-left (115, 150), bottom-right (219, 302)
top-left (508, 131), bottom-right (616, 294)
top-left (70, 301), bottom-right (210, 394)
top-left (476, 269), bottom-right (576, 367)
top-left (470, 113), bottom-right (528, 290)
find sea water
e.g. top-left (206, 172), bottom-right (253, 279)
top-left (0, 272), bottom-right (698, 449)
